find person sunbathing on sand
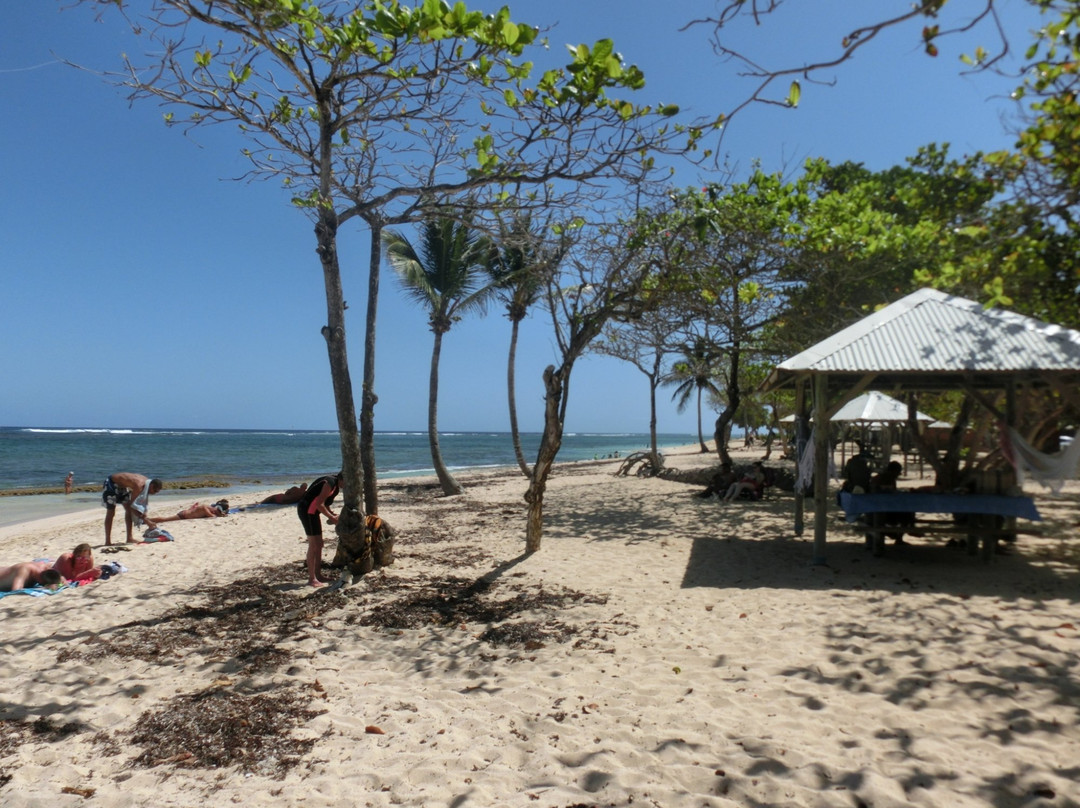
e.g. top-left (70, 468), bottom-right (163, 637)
top-left (52, 543), bottom-right (103, 584)
top-left (0, 561), bottom-right (64, 592)
top-left (153, 500), bottom-right (230, 523)
top-left (256, 483), bottom-right (308, 506)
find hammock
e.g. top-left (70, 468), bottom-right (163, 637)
top-left (1003, 428), bottom-right (1080, 495)
top-left (796, 428), bottom-right (837, 494)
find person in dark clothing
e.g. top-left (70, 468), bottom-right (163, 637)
top-left (841, 443), bottom-right (873, 494)
top-left (870, 461), bottom-right (915, 543)
top-left (296, 473), bottom-right (341, 587)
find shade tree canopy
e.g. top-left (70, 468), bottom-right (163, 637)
top-left (79, 0), bottom-right (693, 557)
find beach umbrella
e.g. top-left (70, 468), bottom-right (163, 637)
top-left (780, 392), bottom-right (933, 424)
top-left (830, 391), bottom-right (934, 424)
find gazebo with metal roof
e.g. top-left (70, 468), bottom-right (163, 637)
top-left (763, 287), bottom-right (1080, 563)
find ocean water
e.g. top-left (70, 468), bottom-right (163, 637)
top-left (0, 427), bottom-right (695, 528)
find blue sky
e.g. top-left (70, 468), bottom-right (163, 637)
top-left (1, 1), bottom-right (1041, 433)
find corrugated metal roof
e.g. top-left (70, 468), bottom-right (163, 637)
top-left (775, 288), bottom-right (1080, 375)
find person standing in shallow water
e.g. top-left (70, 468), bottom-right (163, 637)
top-left (296, 473), bottom-right (341, 587)
top-left (64, 472), bottom-right (74, 495)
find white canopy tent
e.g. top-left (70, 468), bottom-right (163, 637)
top-left (832, 391), bottom-right (933, 424)
top-left (781, 391), bottom-right (934, 423)
top-left (780, 391), bottom-right (935, 467)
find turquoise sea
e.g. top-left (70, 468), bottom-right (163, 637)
top-left (0, 427), bottom-right (695, 528)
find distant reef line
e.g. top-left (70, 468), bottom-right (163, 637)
top-left (0, 479), bottom-right (240, 497)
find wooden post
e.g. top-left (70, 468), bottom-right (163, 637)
top-left (793, 380), bottom-right (806, 536)
top-left (812, 373), bottom-right (830, 565)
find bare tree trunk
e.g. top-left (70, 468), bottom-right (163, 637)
top-left (429, 329), bottom-right (463, 496)
top-left (525, 365), bottom-right (563, 553)
top-left (507, 317), bottom-right (531, 477)
top-left (648, 374), bottom-right (660, 466)
top-left (314, 207), bottom-right (365, 562)
top-left (909, 395), bottom-right (976, 489)
top-left (360, 218), bottom-right (382, 515)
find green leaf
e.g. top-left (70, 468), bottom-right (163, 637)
top-left (502, 20), bottom-right (519, 46)
top-left (786, 80), bottom-right (801, 108)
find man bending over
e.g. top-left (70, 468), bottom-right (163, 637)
top-left (103, 472), bottom-right (163, 545)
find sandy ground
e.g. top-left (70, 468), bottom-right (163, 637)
top-left (1, 446), bottom-right (1078, 808)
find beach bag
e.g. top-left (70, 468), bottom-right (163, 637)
top-left (367, 515), bottom-right (396, 567)
top-left (99, 561), bottom-right (127, 579)
top-left (331, 514), bottom-right (396, 576)
top-left (142, 528), bottom-right (175, 542)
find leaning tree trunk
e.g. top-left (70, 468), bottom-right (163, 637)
top-left (313, 204), bottom-right (366, 568)
top-left (360, 218), bottom-right (382, 515)
top-left (429, 328), bottom-right (463, 496)
top-left (761, 404), bottom-right (779, 460)
top-left (525, 364), bottom-right (564, 553)
top-left (507, 316), bottom-right (531, 477)
top-left (713, 345), bottom-right (741, 467)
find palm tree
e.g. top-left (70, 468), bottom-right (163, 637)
top-left (383, 217), bottom-right (494, 496)
top-left (664, 335), bottom-right (724, 453)
top-left (484, 216), bottom-right (565, 477)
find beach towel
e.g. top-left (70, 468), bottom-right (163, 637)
top-left (141, 528), bottom-right (175, 542)
top-left (131, 479), bottom-right (154, 525)
top-left (0, 583), bottom-right (74, 599)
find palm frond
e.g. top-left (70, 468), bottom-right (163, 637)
top-left (383, 229), bottom-right (440, 309)
top-left (383, 216), bottom-right (496, 325)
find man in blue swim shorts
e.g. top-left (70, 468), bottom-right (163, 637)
top-left (102, 472), bottom-right (163, 545)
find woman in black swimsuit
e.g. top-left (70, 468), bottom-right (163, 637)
top-left (296, 473), bottom-right (341, 587)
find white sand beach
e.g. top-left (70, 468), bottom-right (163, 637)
top-left (1, 446), bottom-right (1078, 808)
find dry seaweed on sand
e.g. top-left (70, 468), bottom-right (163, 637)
top-left (347, 572), bottom-right (615, 650)
top-left (124, 681), bottom-right (326, 777)
top-left (477, 619), bottom-right (576, 648)
top-left (57, 563), bottom-right (354, 673)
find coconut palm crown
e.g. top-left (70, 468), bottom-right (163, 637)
top-left (383, 217), bottom-right (495, 495)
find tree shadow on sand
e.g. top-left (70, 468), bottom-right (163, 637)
top-left (539, 482), bottom-right (1079, 602)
